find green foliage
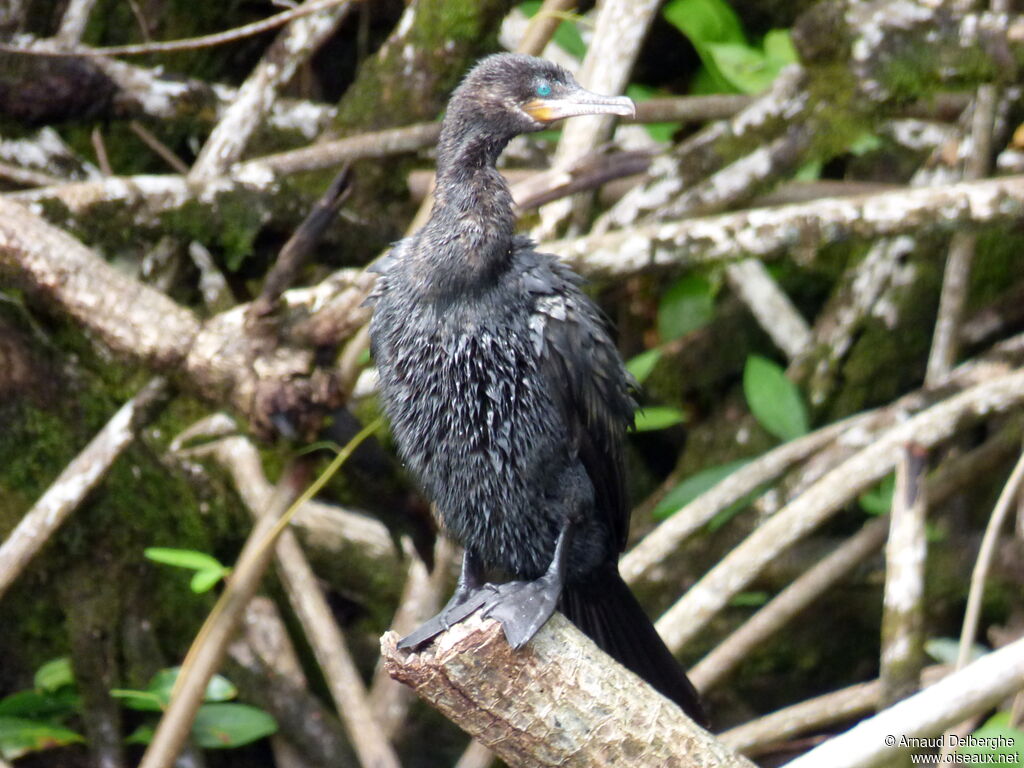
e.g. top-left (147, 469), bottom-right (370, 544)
top-left (626, 348), bottom-right (663, 385)
top-left (634, 406), bottom-right (687, 432)
top-left (858, 473), bottom-right (894, 516)
top-left (658, 275), bottom-right (716, 342)
top-left (517, 2), bottom-right (586, 58)
top-left (0, 717), bottom-right (84, 761)
top-left (111, 668), bottom-right (237, 712)
top-left (144, 547), bottom-right (230, 593)
top-left (958, 712), bottom-right (1024, 761)
top-left (0, 657), bottom-right (273, 759)
top-left (34, 658), bottom-right (74, 692)
top-left (0, 658), bottom-right (80, 760)
top-left (730, 591), bottom-right (770, 607)
top-left (654, 459), bottom-right (750, 520)
top-left (114, 668), bottom-right (273, 749)
top-left (743, 355), bottom-right (810, 442)
top-left (924, 637), bottom-right (988, 666)
top-left (662, 0), bottom-right (797, 94)
top-left (189, 704), bottom-right (278, 749)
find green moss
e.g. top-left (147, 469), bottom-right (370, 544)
top-left (827, 253), bottom-right (942, 419)
top-left (970, 229), bottom-right (1024, 310)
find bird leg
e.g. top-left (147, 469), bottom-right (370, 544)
top-left (480, 518), bottom-right (574, 649)
top-left (398, 548), bottom-right (492, 649)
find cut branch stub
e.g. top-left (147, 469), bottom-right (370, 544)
top-left (383, 613), bottom-right (755, 768)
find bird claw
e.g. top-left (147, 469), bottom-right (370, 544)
top-left (397, 587), bottom-right (493, 649)
top-left (481, 577), bottom-right (560, 649)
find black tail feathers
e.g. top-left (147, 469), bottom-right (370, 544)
top-left (560, 566), bottom-right (707, 727)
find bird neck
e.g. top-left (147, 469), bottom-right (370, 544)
top-left (422, 118), bottom-right (517, 293)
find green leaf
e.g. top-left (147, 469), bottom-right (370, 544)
top-left (763, 29), bottom-right (797, 66)
top-left (959, 712), bottom-right (1024, 759)
top-left (924, 637), bottom-right (988, 666)
top-left (663, 0), bottom-right (744, 46)
top-left (125, 724), bottom-right (155, 745)
top-left (625, 84), bottom-right (680, 143)
top-left (518, 1), bottom-right (586, 58)
top-left (0, 691), bottom-right (78, 720)
top-left (110, 689), bottom-right (165, 712)
top-left (794, 159), bottom-right (823, 181)
top-left (654, 460), bottom-right (750, 520)
top-left (705, 42), bottom-right (784, 94)
top-left (858, 473), bottom-right (895, 516)
top-left (730, 591), bottom-right (769, 607)
top-left (144, 547), bottom-right (225, 573)
top-left (114, 668), bottom-right (237, 712)
top-left (743, 355), bottom-right (809, 442)
top-left (190, 568), bottom-right (226, 594)
top-left (657, 275), bottom-right (714, 342)
top-left (848, 131), bottom-right (883, 156)
top-left (625, 348), bottom-right (662, 384)
top-left (633, 406), bottom-right (687, 432)
top-left (33, 658), bottom-right (74, 692)
top-left (0, 717), bottom-right (84, 760)
top-left (191, 704), bottom-right (277, 749)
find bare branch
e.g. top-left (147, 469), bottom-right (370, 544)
top-left (691, 517), bottom-right (889, 692)
top-left (0, 377), bottom-right (169, 599)
top-left (548, 175), bottom-right (1024, 279)
top-left (782, 637), bottom-right (1024, 768)
top-left (657, 367), bottom-right (1024, 654)
top-left (719, 666), bottom-right (950, 757)
top-left (724, 259), bottom-right (812, 360)
top-left (189, 0), bottom-right (353, 182)
top-left (383, 614), bottom-right (755, 768)
top-left (533, 0), bottom-right (659, 239)
top-left (879, 445), bottom-right (928, 708)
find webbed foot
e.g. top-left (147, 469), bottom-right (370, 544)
top-left (397, 587), bottom-right (494, 649)
top-left (480, 575), bottom-right (561, 649)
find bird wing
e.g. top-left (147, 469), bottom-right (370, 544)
top-left (523, 248), bottom-right (636, 552)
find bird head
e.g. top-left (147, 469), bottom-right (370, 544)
top-left (446, 53), bottom-right (635, 138)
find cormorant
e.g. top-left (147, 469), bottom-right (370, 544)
top-left (368, 53), bottom-right (705, 723)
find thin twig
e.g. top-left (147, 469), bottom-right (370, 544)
top-left (0, 160), bottom-right (66, 188)
top-left (252, 164), bottom-right (352, 316)
top-left (129, 121), bottom-right (190, 174)
top-left (455, 740), bottom-right (495, 768)
top-left (91, 127), bottom-right (112, 176)
top-left (0, 377), bottom-right (169, 599)
top-left (956, 447), bottom-right (1024, 670)
top-left (7, 0), bottom-right (352, 56)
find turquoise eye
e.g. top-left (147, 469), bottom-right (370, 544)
top-left (535, 82), bottom-right (552, 97)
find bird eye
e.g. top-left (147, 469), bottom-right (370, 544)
top-left (535, 82), bottom-right (552, 97)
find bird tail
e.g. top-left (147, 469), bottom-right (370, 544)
top-left (560, 566), bottom-right (707, 726)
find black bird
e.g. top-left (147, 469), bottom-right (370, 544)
top-left (368, 53), bottom-right (705, 723)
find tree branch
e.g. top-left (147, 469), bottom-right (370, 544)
top-left (382, 613), bottom-right (755, 768)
